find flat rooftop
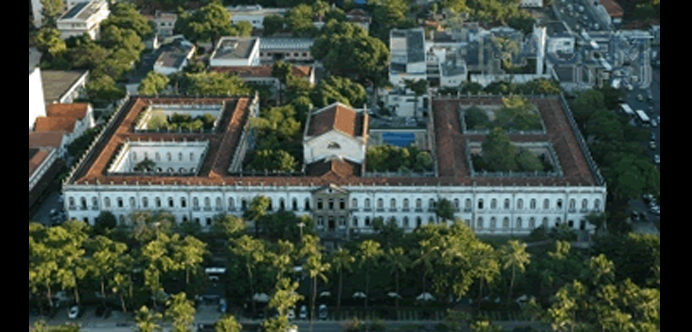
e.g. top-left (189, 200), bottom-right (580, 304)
top-left (212, 38), bottom-right (258, 60)
top-left (66, 96), bottom-right (602, 188)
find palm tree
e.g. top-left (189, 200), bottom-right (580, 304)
top-left (135, 306), bottom-right (163, 332)
top-left (305, 253), bottom-right (331, 332)
top-left (230, 236), bottom-right (267, 316)
top-left (385, 247), bottom-right (411, 308)
top-left (501, 240), bottom-right (531, 306)
top-left (472, 243), bottom-right (501, 311)
top-left (166, 293), bottom-right (196, 332)
top-left (357, 240), bottom-right (384, 308)
top-left (216, 315), bottom-right (243, 332)
top-left (331, 248), bottom-right (355, 311)
top-left (413, 239), bottom-right (439, 297)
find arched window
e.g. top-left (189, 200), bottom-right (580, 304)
top-left (544, 199), bottom-right (551, 210)
top-left (454, 199), bottom-right (461, 211)
top-left (517, 218), bottom-right (523, 230)
top-left (169, 197), bottom-right (175, 208)
top-left (390, 199), bottom-right (397, 210)
top-left (517, 199), bottom-right (524, 210)
top-left (503, 217), bottom-right (510, 230)
top-left (181, 198), bottom-right (187, 208)
top-left (530, 199), bottom-right (537, 210)
top-left (403, 199), bottom-right (410, 210)
top-left (569, 199), bottom-right (576, 212)
top-left (491, 217), bottom-right (497, 230)
top-left (104, 197), bottom-right (111, 209)
top-left (378, 199), bottom-right (384, 210)
top-left (403, 217), bottom-right (410, 228)
top-left (491, 199), bottom-right (498, 210)
top-left (416, 199), bottom-right (423, 210)
top-left (81, 197), bottom-right (88, 210)
top-left (229, 198), bottom-right (235, 211)
top-left (216, 198), bottom-right (224, 211)
top-left (155, 153), bottom-right (161, 162)
top-left (293, 198), bottom-right (299, 211)
top-left (305, 198), bottom-right (311, 211)
top-left (504, 199), bottom-right (511, 210)
top-left (142, 197), bottom-right (149, 209)
top-left (328, 142), bottom-right (341, 149)
top-left (280, 198), bottom-right (286, 211)
top-left (129, 197), bottom-right (136, 209)
top-left (477, 218), bottom-right (484, 230)
top-left (352, 199), bottom-right (359, 209)
top-left (167, 153), bottom-right (172, 162)
top-left (557, 199), bottom-right (564, 210)
top-left (353, 217), bottom-right (359, 227)
top-left (594, 199), bottom-right (602, 211)
top-left (478, 199), bottom-right (485, 210)
top-left (582, 199), bottom-right (589, 211)
top-left (155, 198), bottom-right (162, 208)
top-left (365, 199), bottom-right (371, 209)
top-left (92, 197), bottom-right (99, 210)
top-left (465, 199), bottom-right (472, 211)
top-left (530, 218), bottom-right (536, 229)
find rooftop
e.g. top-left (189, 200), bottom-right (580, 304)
top-left (60, 0), bottom-right (107, 21)
top-left (211, 38), bottom-right (259, 61)
top-left (306, 103), bottom-right (368, 139)
top-left (212, 66), bottom-right (313, 79)
top-left (41, 70), bottom-right (89, 103)
top-left (66, 96), bottom-right (602, 189)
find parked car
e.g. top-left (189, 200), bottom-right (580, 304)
top-left (288, 309), bottom-right (296, 321)
top-left (69, 306), bottom-right (80, 320)
top-left (299, 305), bottom-right (308, 320)
top-left (318, 304), bottom-right (329, 320)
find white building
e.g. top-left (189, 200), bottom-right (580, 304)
top-left (260, 38), bottom-right (314, 63)
top-left (520, 0), bottom-right (543, 7)
top-left (227, 5), bottom-right (288, 30)
top-left (56, 0), bottom-right (110, 40)
top-left (153, 38), bottom-right (197, 76)
top-left (390, 28), bottom-right (428, 88)
top-left (29, 68), bottom-right (47, 131)
top-left (210, 37), bottom-right (262, 67)
top-left (62, 95), bottom-right (606, 238)
top-left (303, 103), bottom-right (369, 166)
top-left (31, 0), bottom-right (90, 28)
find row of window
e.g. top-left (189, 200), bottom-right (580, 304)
top-left (69, 196), bottom-right (603, 214)
top-left (69, 196), bottom-right (314, 212)
top-left (132, 152), bottom-right (198, 163)
top-left (349, 198), bottom-right (602, 213)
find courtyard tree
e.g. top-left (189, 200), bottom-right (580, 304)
top-left (172, 235), bottom-right (208, 286)
top-left (135, 306), bottom-right (163, 332)
top-left (216, 315), bottom-right (243, 332)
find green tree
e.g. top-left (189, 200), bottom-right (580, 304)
top-left (357, 240), bottom-right (384, 308)
top-left (172, 236), bottom-right (208, 286)
top-left (263, 15), bottom-right (285, 36)
top-left (89, 236), bottom-right (128, 308)
top-left (166, 293), bottom-right (197, 332)
top-left (135, 306), bottom-right (163, 332)
top-left (311, 76), bottom-right (367, 108)
top-left (435, 199), bottom-right (456, 223)
top-left (287, 4), bottom-right (317, 36)
top-left (35, 28), bottom-right (67, 58)
top-left (139, 71), bottom-right (170, 96)
top-left (384, 247), bottom-right (411, 308)
top-left (331, 248), bottom-right (355, 311)
top-left (305, 253), bottom-right (331, 331)
top-left (312, 20), bottom-right (390, 87)
top-left (472, 242), bottom-right (501, 310)
top-left (247, 196), bottom-right (272, 236)
top-left (40, 0), bottom-right (65, 27)
top-left (182, 72), bottom-right (251, 96)
top-left (176, 1), bottom-right (234, 46)
top-left (230, 235), bottom-right (267, 315)
top-left (501, 240), bottom-right (531, 306)
top-left (216, 315), bottom-right (243, 332)
top-left (481, 127), bottom-right (519, 172)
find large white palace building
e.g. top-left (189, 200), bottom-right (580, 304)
top-left (62, 93), bottom-right (606, 238)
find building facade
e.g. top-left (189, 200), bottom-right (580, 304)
top-left (62, 95), bottom-right (607, 238)
top-left (56, 0), bottom-right (110, 40)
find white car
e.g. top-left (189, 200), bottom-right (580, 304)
top-left (288, 309), bottom-right (296, 321)
top-left (299, 305), bottom-right (308, 320)
top-left (69, 306), bottom-right (80, 320)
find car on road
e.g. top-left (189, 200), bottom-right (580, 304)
top-left (69, 306), bottom-right (80, 320)
top-left (654, 154), bottom-right (660, 164)
top-left (288, 309), bottom-right (296, 321)
top-left (649, 141), bottom-right (656, 150)
top-left (318, 304), bottom-right (329, 320)
top-left (299, 305), bottom-right (308, 320)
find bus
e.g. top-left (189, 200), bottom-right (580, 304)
top-left (620, 104), bottom-right (635, 116)
top-left (636, 110), bottom-right (651, 126)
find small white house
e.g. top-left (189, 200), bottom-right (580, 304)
top-left (303, 103), bottom-right (369, 166)
top-left (56, 0), bottom-right (110, 40)
top-left (210, 37), bottom-right (262, 67)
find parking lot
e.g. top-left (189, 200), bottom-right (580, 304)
top-left (553, 0), bottom-right (611, 33)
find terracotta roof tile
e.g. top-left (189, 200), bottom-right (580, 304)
top-left (34, 117), bottom-right (76, 133)
top-left (307, 104), bottom-right (365, 138)
top-left (46, 103), bottom-right (89, 119)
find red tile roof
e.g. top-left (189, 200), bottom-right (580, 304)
top-left (34, 116), bottom-right (77, 133)
top-left (600, 0), bottom-right (624, 17)
top-left (67, 96), bottom-right (601, 188)
top-left (46, 103), bottom-right (89, 119)
top-left (212, 66), bottom-right (313, 79)
top-left (307, 103), bottom-right (367, 138)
